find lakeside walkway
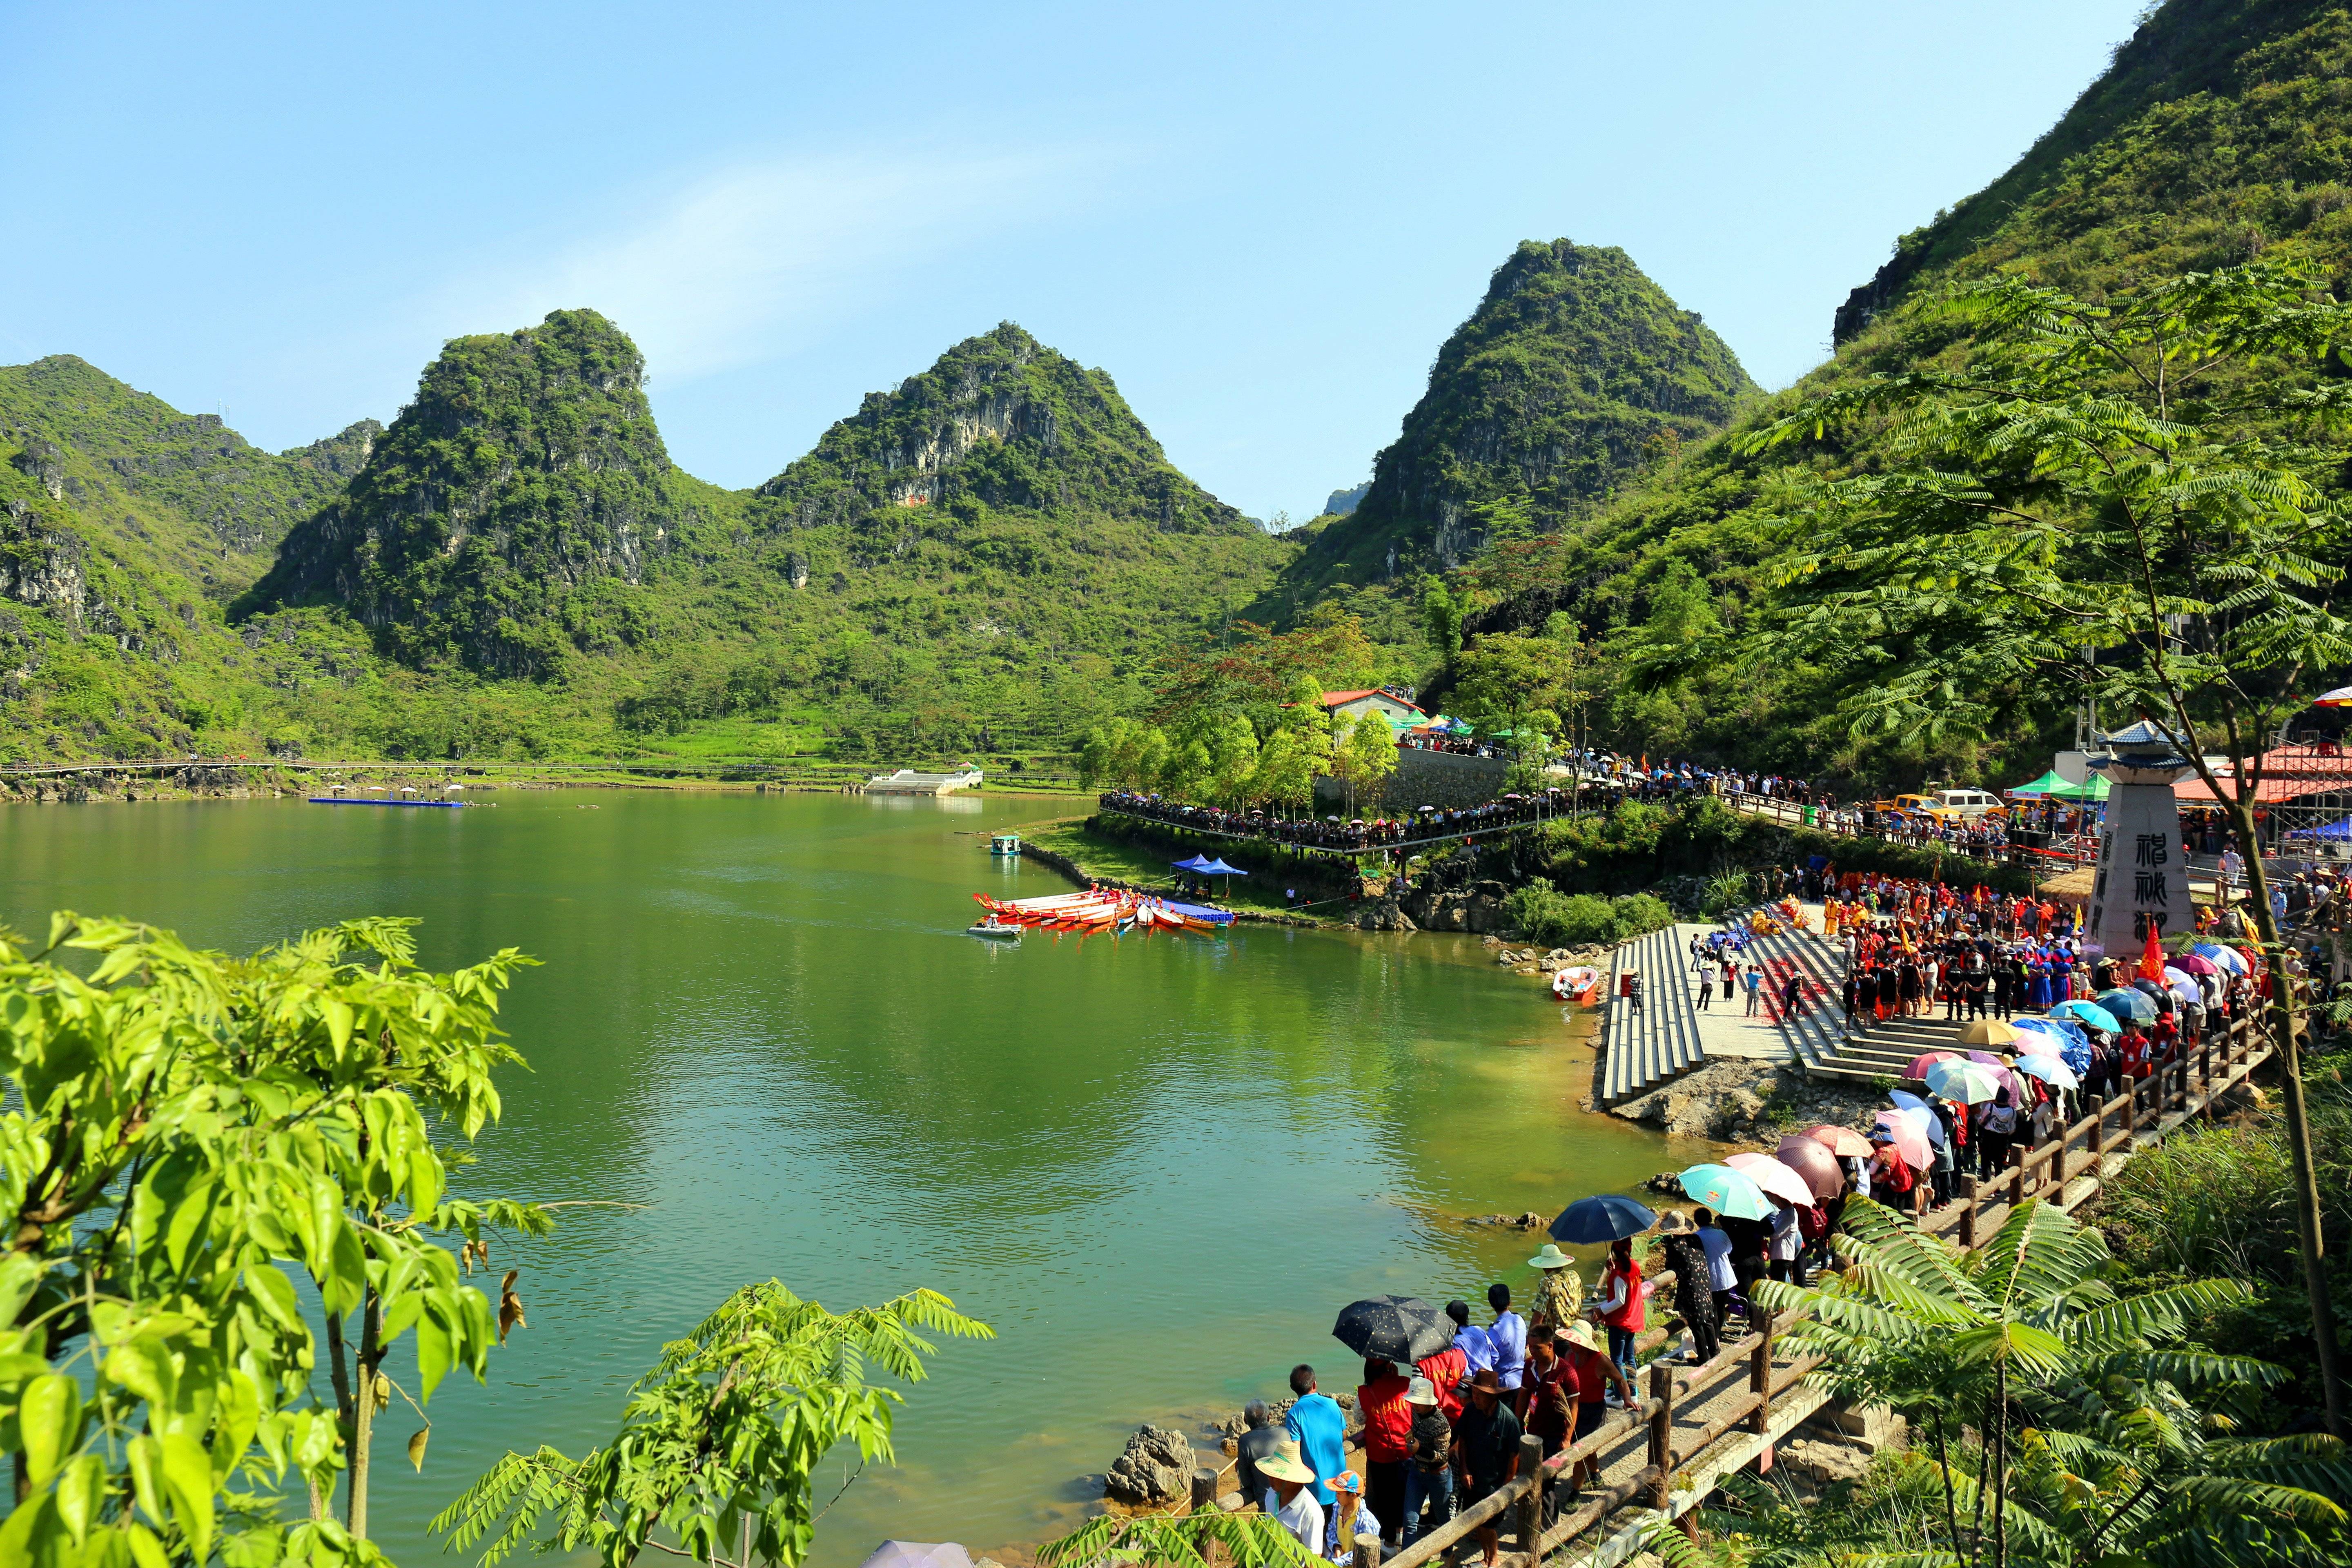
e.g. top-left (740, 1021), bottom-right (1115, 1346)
top-left (1174, 1013), bottom-right (2276, 1568)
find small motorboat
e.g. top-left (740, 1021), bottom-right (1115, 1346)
top-left (989, 833), bottom-right (1022, 856)
top-left (965, 916), bottom-right (1022, 940)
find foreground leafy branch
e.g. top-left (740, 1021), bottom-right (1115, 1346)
top-left (431, 1282), bottom-right (993, 1568)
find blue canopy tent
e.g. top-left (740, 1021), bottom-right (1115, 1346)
top-left (1196, 858), bottom-right (1247, 877)
top-left (1171, 854), bottom-right (1218, 873)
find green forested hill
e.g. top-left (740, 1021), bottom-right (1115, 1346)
top-left (1446, 0), bottom-right (2352, 789)
top-left (0, 318), bottom-right (1298, 765)
top-left (1272, 239), bottom-right (1757, 611)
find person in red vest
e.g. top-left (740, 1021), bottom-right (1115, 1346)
top-left (1592, 1238), bottom-right (1645, 1395)
top-left (2120, 1024), bottom-right (2151, 1081)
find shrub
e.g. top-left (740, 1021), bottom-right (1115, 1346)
top-left (1505, 879), bottom-right (1675, 947)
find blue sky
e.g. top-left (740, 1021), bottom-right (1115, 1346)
top-left (3, 1), bottom-right (2147, 522)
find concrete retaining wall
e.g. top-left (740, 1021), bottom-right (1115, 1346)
top-left (1313, 746), bottom-right (1509, 813)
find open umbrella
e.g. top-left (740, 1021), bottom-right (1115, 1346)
top-left (1873, 1111), bottom-right (1933, 1172)
top-left (1966, 1050), bottom-right (2027, 1102)
top-left (2098, 987), bottom-right (2159, 1023)
top-left (2192, 942), bottom-right (2250, 976)
top-left (1909, 1049), bottom-right (1965, 1078)
top-left (1960, 1018), bottom-right (2019, 1047)
top-left (861, 1546), bottom-right (973, 1568)
top-left (2171, 952), bottom-right (2221, 977)
top-left (1774, 1135), bottom-right (1846, 1199)
top-left (1926, 1059), bottom-right (2002, 1103)
top-left (1677, 1164), bottom-right (1775, 1221)
top-left (2053, 999), bottom-right (2124, 1034)
top-left (2015, 1054), bottom-right (2079, 1090)
top-left (1550, 1193), bottom-right (1658, 1244)
top-left (1728, 1152), bottom-right (1817, 1207)
top-left (1888, 1090), bottom-right (1949, 1146)
top-left (1804, 1124), bottom-right (1875, 1158)
top-left (2013, 1016), bottom-right (2094, 1074)
top-left (1332, 1295), bottom-right (1454, 1363)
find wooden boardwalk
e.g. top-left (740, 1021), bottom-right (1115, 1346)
top-left (1350, 1015), bottom-right (2276, 1568)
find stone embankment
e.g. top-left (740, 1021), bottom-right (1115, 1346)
top-left (0, 764), bottom-right (299, 804)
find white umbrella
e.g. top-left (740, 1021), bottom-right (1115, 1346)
top-left (1727, 1152), bottom-right (1818, 1207)
top-left (2014, 1054), bottom-right (2080, 1090)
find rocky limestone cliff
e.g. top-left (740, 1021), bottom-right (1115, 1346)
top-left (244, 310), bottom-right (710, 677)
top-left (1277, 240), bottom-right (1756, 603)
top-left (748, 322), bottom-right (1255, 540)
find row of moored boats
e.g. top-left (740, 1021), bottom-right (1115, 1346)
top-left (967, 890), bottom-right (1235, 938)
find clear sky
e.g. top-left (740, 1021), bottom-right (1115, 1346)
top-left (3, 1), bottom-right (2149, 523)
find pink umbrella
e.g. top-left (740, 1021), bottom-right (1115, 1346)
top-left (1773, 1136), bottom-right (1845, 1200)
top-left (2171, 952), bottom-right (2220, 977)
top-left (1909, 1050), bottom-right (1965, 1078)
top-left (1728, 1152), bottom-right (1817, 1207)
top-left (1873, 1111), bottom-right (1933, 1172)
top-left (1805, 1124), bottom-right (1875, 1158)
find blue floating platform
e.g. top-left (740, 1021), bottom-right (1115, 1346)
top-left (307, 797), bottom-right (468, 808)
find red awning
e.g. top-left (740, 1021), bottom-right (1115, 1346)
top-left (2174, 774), bottom-right (2343, 804)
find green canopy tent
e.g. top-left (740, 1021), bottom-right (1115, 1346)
top-left (2007, 770), bottom-right (2109, 802)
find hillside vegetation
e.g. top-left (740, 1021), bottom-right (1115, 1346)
top-left (1439, 0), bottom-right (2352, 790)
top-left (2, 0), bottom-right (2340, 781)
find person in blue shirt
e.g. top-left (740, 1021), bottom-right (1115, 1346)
top-left (1446, 1299), bottom-right (1495, 1375)
top-left (1484, 1283), bottom-right (1527, 1392)
top-left (1283, 1364), bottom-right (1348, 1509)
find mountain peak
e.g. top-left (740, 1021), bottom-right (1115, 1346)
top-left (243, 308), bottom-right (696, 676)
top-left (1285, 238), bottom-right (1755, 591)
top-left (751, 324), bottom-right (1250, 535)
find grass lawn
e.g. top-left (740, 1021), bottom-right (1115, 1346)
top-left (1019, 821), bottom-right (1352, 924)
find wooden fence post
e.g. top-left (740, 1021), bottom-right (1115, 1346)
top-left (1960, 1176), bottom-right (1980, 1249)
top-left (1515, 1432), bottom-right (1544, 1556)
top-left (1191, 1467), bottom-right (1216, 1516)
top-left (2090, 1097), bottom-right (2106, 1165)
top-left (2011, 1148), bottom-right (2027, 1208)
top-left (2201, 1036), bottom-right (2215, 1119)
top-left (1648, 1359), bottom-right (1675, 1509)
top-left (1749, 1314), bottom-right (1775, 1434)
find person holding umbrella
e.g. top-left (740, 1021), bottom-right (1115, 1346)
top-left (1655, 1212), bottom-right (1722, 1364)
top-left (1591, 1238), bottom-right (1646, 1392)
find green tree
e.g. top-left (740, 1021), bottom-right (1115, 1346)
top-left (1760, 1197), bottom-right (2352, 1568)
top-left (1329, 713), bottom-right (1398, 818)
top-left (1453, 632), bottom-right (1577, 763)
top-left (1744, 264), bottom-right (2352, 1431)
top-left (432, 1283), bottom-right (990, 1568)
top-left (0, 913), bottom-right (546, 1567)
top-left (1420, 577), bottom-right (1466, 674)
top-left (1249, 675), bottom-right (1334, 815)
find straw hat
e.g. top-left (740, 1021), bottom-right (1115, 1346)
top-left (1557, 1321), bottom-right (1601, 1353)
top-left (1527, 1243), bottom-right (1575, 1270)
top-left (1658, 1210), bottom-right (1694, 1235)
top-left (1403, 1375), bottom-right (1440, 1408)
top-left (1256, 1439), bottom-right (1315, 1486)
top-left (1329, 1469), bottom-right (1364, 1496)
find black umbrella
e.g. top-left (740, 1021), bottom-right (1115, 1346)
top-left (1550, 1194), bottom-right (1658, 1245)
top-left (1332, 1295), bottom-right (1452, 1363)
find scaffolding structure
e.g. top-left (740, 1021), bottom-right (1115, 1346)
top-left (2175, 744), bottom-right (2352, 858)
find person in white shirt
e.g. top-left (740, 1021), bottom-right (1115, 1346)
top-left (1260, 1440), bottom-right (1325, 1553)
top-left (1693, 1207), bottom-right (1738, 1330)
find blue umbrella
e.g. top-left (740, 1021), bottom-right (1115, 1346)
top-left (1889, 1090), bottom-right (1948, 1146)
top-left (2052, 999), bottom-right (2123, 1035)
top-left (2193, 942), bottom-right (2250, 976)
top-left (1550, 1193), bottom-right (1659, 1243)
top-left (2013, 1016), bottom-right (2092, 1073)
top-left (1675, 1165), bottom-right (1775, 1222)
top-left (2096, 987), bottom-right (2159, 1023)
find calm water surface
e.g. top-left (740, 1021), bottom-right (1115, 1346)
top-left (0, 790), bottom-right (1694, 1564)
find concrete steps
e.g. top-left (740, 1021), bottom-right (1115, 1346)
top-left (1732, 911), bottom-right (1971, 1082)
top-left (1599, 924), bottom-right (1711, 1103)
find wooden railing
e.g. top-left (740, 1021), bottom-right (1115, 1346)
top-left (1343, 1011), bottom-right (2274, 1568)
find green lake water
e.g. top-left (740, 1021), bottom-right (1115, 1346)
top-left (0, 789), bottom-right (1701, 1564)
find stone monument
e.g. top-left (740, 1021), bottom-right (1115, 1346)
top-left (2085, 720), bottom-right (2195, 959)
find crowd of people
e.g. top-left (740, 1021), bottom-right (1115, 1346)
top-left (1096, 788), bottom-right (1577, 852)
top-left (1231, 1173), bottom-right (1899, 1567)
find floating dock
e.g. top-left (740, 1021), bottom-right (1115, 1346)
top-left (307, 797), bottom-right (469, 808)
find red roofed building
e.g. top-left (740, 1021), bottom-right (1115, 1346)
top-left (1320, 689), bottom-right (1425, 726)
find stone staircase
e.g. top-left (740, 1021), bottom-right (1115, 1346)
top-left (1733, 910), bottom-right (1968, 1082)
top-left (1599, 923), bottom-right (1711, 1103)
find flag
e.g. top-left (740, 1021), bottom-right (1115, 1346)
top-left (2141, 921), bottom-right (2166, 981)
